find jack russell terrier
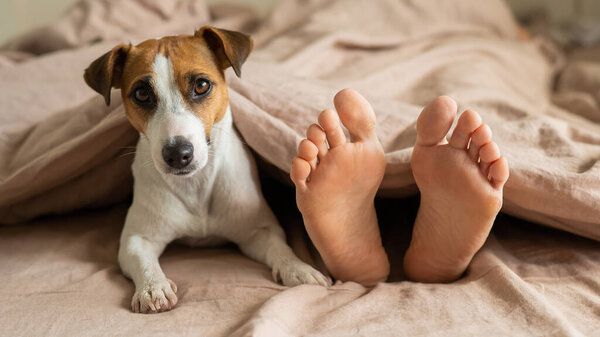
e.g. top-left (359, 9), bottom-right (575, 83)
top-left (84, 26), bottom-right (330, 314)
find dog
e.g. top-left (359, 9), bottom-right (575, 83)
top-left (84, 26), bottom-right (330, 314)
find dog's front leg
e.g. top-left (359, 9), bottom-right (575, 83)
top-left (236, 226), bottom-right (331, 287)
top-left (118, 235), bottom-right (178, 313)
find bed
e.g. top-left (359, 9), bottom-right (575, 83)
top-left (1, 0), bottom-right (599, 336)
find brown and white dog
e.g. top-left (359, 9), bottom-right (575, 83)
top-left (84, 26), bottom-right (329, 314)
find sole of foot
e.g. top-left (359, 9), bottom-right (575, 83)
top-left (290, 88), bottom-right (389, 286)
top-left (404, 96), bottom-right (509, 283)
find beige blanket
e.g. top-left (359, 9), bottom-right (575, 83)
top-left (1, 192), bottom-right (599, 336)
top-left (1, 0), bottom-right (599, 240)
top-left (1, 0), bottom-right (599, 336)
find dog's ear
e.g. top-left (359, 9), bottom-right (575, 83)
top-left (195, 26), bottom-right (253, 77)
top-left (83, 44), bottom-right (131, 106)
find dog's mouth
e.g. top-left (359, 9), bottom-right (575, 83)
top-left (164, 163), bottom-right (198, 177)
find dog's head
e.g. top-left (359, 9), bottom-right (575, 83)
top-left (84, 26), bottom-right (252, 176)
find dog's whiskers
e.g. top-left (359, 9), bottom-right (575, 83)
top-left (119, 151), bottom-right (137, 158)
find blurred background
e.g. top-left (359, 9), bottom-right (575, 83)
top-left (1, 0), bottom-right (599, 45)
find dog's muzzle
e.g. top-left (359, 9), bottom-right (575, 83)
top-left (162, 136), bottom-right (194, 170)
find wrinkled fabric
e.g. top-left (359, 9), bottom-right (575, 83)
top-left (1, 0), bottom-right (599, 240)
top-left (1, 0), bottom-right (600, 336)
top-left (1, 194), bottom-right (599, 337)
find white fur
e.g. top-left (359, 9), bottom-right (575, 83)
top-left (119, 54), bottom-right (329, 314)
top-left (147, 54), bottom-right (208, 174)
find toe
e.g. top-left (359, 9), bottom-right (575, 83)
top-left (333, 88), bottom-right (378, 142)
top-left (167, 279), bottom-right (178, 293)
top-left (318, 109), bottom-right (347, 148)
top-left (147, 299), bottom-right (157, 312)
top-left (291, 157), bottom-right (311, 189)
top-left (307, 123), bottom-right (328, 160)
top-left (478, 141), bottom-right (500, 175)
top-left (468, 124), bottom-right (492, 161)
top-left (416, 96), bottom-right (457, 147)
top-left (151, 292), bottom-right (169, 312)
top-left (449, 110), bottom-right (482, 149)
top-left (298, 139), bottom-right (318, 170)
top-left (140, 292), bottom-right (154, 312)
top-left (489, 157), bottom-right (509, 189)
top-left (166, 292), bottom-right (178, 306)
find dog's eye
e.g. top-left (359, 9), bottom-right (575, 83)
top-left (134, 88), bottom-right (150, 103)
top-left (194, 79), bottom-right (210, 96)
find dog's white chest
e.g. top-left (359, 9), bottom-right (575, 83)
top-left (127, 111), bottom-right (260, 242)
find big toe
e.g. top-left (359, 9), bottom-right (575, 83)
top-left (333, 88), bottom-right (377, 142)
top-left (416, 96), bottom-right (458, 147)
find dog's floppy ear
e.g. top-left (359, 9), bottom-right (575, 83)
top-left (196, 26), bottom-right (253, 77)
top-left (83, 44), bottom-right (131, 106)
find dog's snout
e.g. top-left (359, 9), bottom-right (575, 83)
top-left (162, 136), bottom-right (194, 169)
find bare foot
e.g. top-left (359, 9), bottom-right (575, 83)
top-left (290, 89), bottom-right (389, 286)
top-left (404, 96), bottom-right (510, 283)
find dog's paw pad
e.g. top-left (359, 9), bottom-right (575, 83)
top-left (131, 278), bottom-right (178, 313)
top-left (274, 261), bottom-right (331, 287)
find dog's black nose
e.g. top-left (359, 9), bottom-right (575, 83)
top-left (162, 136), bottom-right (194, 169)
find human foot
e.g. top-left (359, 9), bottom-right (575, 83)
top-left (290, 89), bottom-right (389, 286)
top-left (404, 96), bottom-right (509, 283)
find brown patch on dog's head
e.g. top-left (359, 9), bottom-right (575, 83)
top-left (83, 26), bottom-right (253, 134)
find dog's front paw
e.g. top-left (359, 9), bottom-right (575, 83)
top-left (131, 278), bottom-right (178, 313)
top-left (273, 260), bottom-right (331, 287)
